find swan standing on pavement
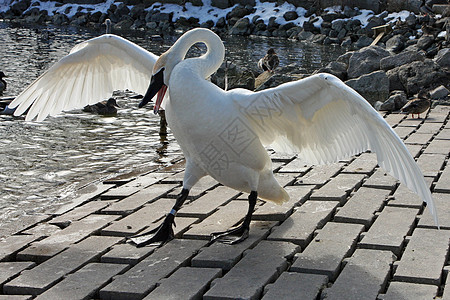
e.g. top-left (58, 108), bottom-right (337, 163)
top-left (10, 28), bottom-right (438, 247)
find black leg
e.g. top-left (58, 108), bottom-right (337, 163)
top-left (129, 188), bottom-right (189, 247)
top-left (211, 191), bottom-right (257, 245)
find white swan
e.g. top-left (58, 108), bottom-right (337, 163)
top-left (10, 28), bottom-right (438, 247)
top-left (9, 33), bottom-right (157, 121)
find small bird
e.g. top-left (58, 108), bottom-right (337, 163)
top-left (401, 91), bottom-right (431, 119)
top-left (257, 48), bottom-right (279, 73)
top-left (0, 71), bottom-right (7, 94)
top-left (83, 97), bottom-right (120, 116)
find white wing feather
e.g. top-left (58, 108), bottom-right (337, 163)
top-left (233, 73), bottom-right (438, 225)
top-left (9, 34), bottom-right (158, 121)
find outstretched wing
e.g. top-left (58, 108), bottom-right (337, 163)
top-left (232, 73), bottom-right (438, 225)
top-left (9, 34), bottom-right (158, 121)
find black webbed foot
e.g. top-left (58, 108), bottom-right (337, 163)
top-left (129, 215), bottom-right (175, 247)
top-left (210, 223), bottom-right (250, 245)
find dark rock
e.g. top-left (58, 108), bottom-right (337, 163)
top-left (227, 5), bottom-right (249, 20)
top-left (211, 0), bottom-right (230, 9)
top-left (430, 85), bottom-right (449, 99)
top-left (200, 20), bottom-right (214, 29)
top-left (52, 13), bottom-right (69, 25)
top-left (347, 46), bottom-right (390, 79)
top-left (346, 71), bottom-right (390, 105)
top-left (115, 3), bottom-right (130, 17)
top-left (385, 34), bottom-right (406, 53)
top-left (11, 0), bottom-right (31, 16)
top-left (297, 29), bottom-right (314, 41)
top-left (322, 12), bottom-right (339, 23)
top-left (434, 48), bottom-right (450, 68)
top-left (341, 36), bottom-right (353, 47)
top-left (114, 17), bottom-right (134, 30)
top-left (229, 17), bottom-right (250, 35)
top-left (284, 10), bottom-right (298, 22)
top-left (405, 13), bottom-right (417, 27)
top-left (355, 35), bottom-right (374, 49)
top-left (416, 35), bottom-right (435, 50)
top-left (331, 19), bottom-right (345, 32)
top-left (380, 50), bottom-right (425, 71)
top-left (130, 4), bottom-right (145, 19)
top-left (272, 29), bottom-right (288, 37)
top-left (315, 61), bottom-right (347, 81)
top-left (216, 17), bottom-right (226, 28)
top-left (379, 90), bottom-right (408, 111)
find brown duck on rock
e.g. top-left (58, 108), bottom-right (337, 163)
top-left (401, 91), bottom-right (431, 119)
top-left (83, 98), bottom-right (120, 116)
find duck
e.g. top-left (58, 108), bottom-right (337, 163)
top-left (401, 91), bottom-right (431, 119)
top-left (0, 97), bottom-right (16, 115)
top-left (257, 48), bottom-right (279, 73)
top-left (9, 29), bottom-right (438, 247)
top-left (82, 97), bottom-right (120, 116)
top-left (0, 71), bottom-right (7, 94)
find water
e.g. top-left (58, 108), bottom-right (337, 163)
top-left (0, 22), bottom-right (343, 229)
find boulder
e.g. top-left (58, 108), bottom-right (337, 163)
top-left (434, 48), bottom-right (450, 69)
top-left (430, 85), bottom-right (449, 100)
top-left (378, 90), bottom-right (408, 111)
top-left (385, 34), bottom-right (406, 53)
top-left (354, 36), bottom-right (374, 49)
top-left (211, 0), bottom-right (230, 8)
top-left (416, 35), bottom-right (434, 50)
top-left (229, 17), bottom-right (250, 35)
top-left (347, 46), bottom-right (390, 79)
top-left (315, 61), bottom-right (347, 81)
top-left (345, 71), bottom-right (390, 105)
top-left (380, 50), bottom-right (425, 71)
top-left (284, 11), bottom-right (298, 22)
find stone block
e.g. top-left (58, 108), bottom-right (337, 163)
top-left (290, 222), bottom-right (364, 281)
top-left (405, 144), bottom-right (423, 158)
top-left (363, 168), bottom-right (397, 190)
top-left (204, 241), bottom-right (299, 300)
top-left (342, 153), bottom-right (377, 174)
top-left (18, 214), bottom-right (119, 262)
top-left (99, 239), bottom-right (207, 300)
top-left (296, 163), bottom-right (344, 186)
top-left (0, 214), bottom-right (49, 241)
top-left (21, 223), bottom-right (61, 238)
top-left (384, 113), bottom-right (405, 127)
top-left (434, 167), bottom-right (450, 194)
top-left (322, 249), bottom-right (395, 299)
top-left (4, 236), bottom-right (122, 296)
top-left (273, 172), bottom-right (299, 187)
top-left (253, 185), bottom-right (313, 221)
top-left (278, 157), bottom-right (310, 173)
top-left (101, 243), bottom-right (157, 265)
top-left (0, 262), bottom-right (35, 286)
top-left (34, 263), bottom-right (128, 300)
top-left (334, 187), bottom-right (390, 227)
top-left (418, 193), bottom-right (448, 229)
top-left (415, 122), bottom-right (442, 135)
top-left (404, 132), bottom-right (434, 145)
top-left (101, 199), bottom-right (173, 236)
top-left (183, 201), bottom-right (249, 239)
top-left (423, 139), bottom-right (450, 155)
top-left (415, 153), bottom-right (446, 178)
top-left (0, 296), bottom-right (32, 300)
top-left (50, 200), bottom-right (115, 227)
top-left (102, 184), bottom-right (178, 215)
top-left (101, 172), bottom-right (168, 199)
top-left (393, 228), bottom-right (450, 285)
top-left (393, 126), bottom-right (415, 140)
top-left (380, 281), bottom-right (438, 299)
top-left (177, 186), bottom-right (239, 218)
top-left (262, 272), bottom-right (328, 300)
top-left (389, 179), bottom-right (432, 208)
top-left (268, 200), bottom-right (338, 247)
top-left (310, 173), bottom-right (366, 202)
top-left (359, 206), bottom-right (418, 255)
top-left (144, 267), bottom-right (222, 300)
top-left (0, 235), bottom-right (38, 262)
top-left (192, 221), bottom-right (276, 271)
top-left (167, 175), bottom-right (219, 199)
top-left (436, 128), bottom-right (450, 140)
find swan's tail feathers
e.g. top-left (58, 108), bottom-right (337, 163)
top-left (257, 170), bottom-right (290, 204)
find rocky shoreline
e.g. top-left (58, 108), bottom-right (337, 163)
top-left (1, 0), bottom-right (450, 110)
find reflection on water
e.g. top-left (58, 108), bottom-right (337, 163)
top-left (0, 22), bottom-right (343, 229)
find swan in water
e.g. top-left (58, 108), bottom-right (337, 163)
top-left (9, 28), bottom-right (438, 247)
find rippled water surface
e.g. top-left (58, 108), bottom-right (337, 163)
top-left (0, 22), bottom-right (343, 229)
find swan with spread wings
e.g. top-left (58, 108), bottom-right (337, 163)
top-left (10, 28), bottom-right (438, 247)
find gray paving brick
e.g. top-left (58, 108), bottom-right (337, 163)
top-left (177, 186), bottom-right (239, 218)
top-left (138, 216), bottom-right (198, 238)
top-left (0, 296), bottom-right (33, 300)
top-left (322, 249), bottom-right (395, 300)
top-left (418, 193), bottom-right (450, 229)
top-left (0, 215), bottom-right (51, 239)
top-left (17, 214), bottom-right (119, 262)
top-left (50, 200), bottom-right (115, 227)
top-left (426, 106), bottom-right (448, 122)
top-left (253, 186), bottom-right (313, 221)
top-left (101, 199), bottom-right (173, 236)
top-left (393, 126), bottom-right (415, 140)
top-left (52, 183), bottom-right (115, 215)
top-left (296, 163), bottom-right (344, 186)
top-left (102, 184), bottom-right (178, 215)
top-left (379, 281), bottom-right (438, 300)
top-left (166, 175), bottom-right (219, 199)
top-left (415, 153), bottom-right (446, 178)
top-left (310, 173), bottom-right (366, 202)
top-left (20, 223), bottom-right (61, 238)
top-left (3, 236), bottom-right (122, 296)
top-left (399, 117), bottom-right (422, 127)
top-left (334, 187), bottom-right (390, 227)
top-left (273, 172), bottom-right (299, 187)
top-left (393, 228), bottom-right (450, 285)
top-left (384, 113), bottom-right (405, 126)
top-left (415, 122), bottom-right (443, 134)
top-left (363, 168), bottom-right (397, 190)
top-left (436, 128), bottom-right (450, 140)
top-left (101, 243), bottom-right (157, 265)
top-left (435, 166), bottom-right (450, 194)
top-left (441, 269), bottom-right (450, 300)
top-left (0, 262), bottom-right (35, 286)
top-left (389, 178), bottom-right (433, 208)
top-left (290, 222), bottom-right (364, 281)
top-left (0, 235), bottom-right (37, 262)
top-left (359, 206), bottom-right (418, 255)
top-left (143, 267), bottom-right (222, 300)
top-left (183, 201), bottom-right (250, 239)
top-left (204, 241), bottom-right (300, 300)
top-left (404, 132), bottom-right (434, 145)
top-left (101, 173), bottom-right (168, 199)
top-left (262, 272), bottom-right (328, 300)
top-left (278, 157), bottom-right (310, 173)
top-left (405, 143), bottom-right (423, 158)
top-left (342, 153), bottom-right (377, 174)
top-left (423, 138), bottom-right (450, 154)
top-left (268, 200), bottom-right (338, 247)
top-left (99, 239), bottom-right (207, 300)
top-left (192, 221), bottom-right (277, 271)
top-left (34, 263), bottom-right (128, 300)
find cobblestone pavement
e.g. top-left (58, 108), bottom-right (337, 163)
top-left (1, 105), bottom-right (449, 300)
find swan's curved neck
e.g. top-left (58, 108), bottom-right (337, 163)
top-left (171, 29), bottom-right (225, 79)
